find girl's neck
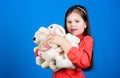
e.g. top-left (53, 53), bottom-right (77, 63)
top-left (76, 33), bottom-right (84, 40)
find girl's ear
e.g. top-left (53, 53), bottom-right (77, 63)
top-left (84, 25), bottom-right (87, 29)
top-left (84, 22), bottom-right (87, 29)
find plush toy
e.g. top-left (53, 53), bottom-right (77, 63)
top-left (33, 27), bottom-right (49, 44)
top-left (33, 24), bottom-right (80, 71)
top-left (33, 27), bottom-right (50, 68)
top-left (40, 24), bottom-right (66, 70)
top-left (33, 24), bottom-right (64, 70)
top-left (41, 24), bottom-right (66, 71)
top-left (35, 40), bottom-right (62, 70)
top-left (55, 33), bottom-right (80, 69)
top-left (48, 24), bottom-right (66, 37)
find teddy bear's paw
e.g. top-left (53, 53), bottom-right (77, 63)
top-left (33, 47), bottom-right (38, 53)
top-left (36, 57), bottom-right (41, 65)
top-left (36, 62), bottom-right (41, 66)
top-left (49, 64), bottom-right (57, 70)
top-left (41, 52), bottom-right (52, 61)
top-left (41, 62), bottom-right (49, 68)
top-left (65, 33), bottom-right (80, 48)
top-left (56, 61), bottom-right (63, 68)
top-left (56, 59), bottom-right (76, 69)
top-left (36, 58), bottom-right (41, 66)
top-left (53, 68), bottom-right (61, 72)
top-left (55, 59), bottom-right (65, 68)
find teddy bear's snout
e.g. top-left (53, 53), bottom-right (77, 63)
top-left (33, 37), bottom-right (36, 41)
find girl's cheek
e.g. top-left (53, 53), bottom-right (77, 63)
top-left (67, 26), bottom-right (70, 31)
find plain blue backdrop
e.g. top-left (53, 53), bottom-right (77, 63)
top-left (0, 0), bottom-right (120, 78)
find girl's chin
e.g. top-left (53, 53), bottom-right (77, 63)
top-left (70, 32), bottom-right (78, 35)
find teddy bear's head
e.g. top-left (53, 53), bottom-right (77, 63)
top-left (33, 27), bottom-right (49, 44)
top-left (48, 24), bottom-right (66, 37)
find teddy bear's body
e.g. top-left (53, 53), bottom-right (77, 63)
top-left (33, 24), bottom-right (64, 70)
top-left (33, 24), bottom-right (80, 71)
top-left (55, 33), bottom-right (80, 69)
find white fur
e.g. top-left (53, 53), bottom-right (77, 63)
top-left (33, 27), bottom-right (49, 44)
top-left (33, 24), bottom-right (80, 71)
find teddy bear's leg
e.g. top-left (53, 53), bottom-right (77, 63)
top-left (36, 57), bottom-right (42, 66)
top-left (55, 54), bottom-right (76, 69)
top-left (41, 61), bottom-right (49, 68)
top-left (41, 48), bottom-right (61, 62)
top-left (56, 59), bottom-right (76, 69)
top-left (49, 61), bottom-right (57, 71)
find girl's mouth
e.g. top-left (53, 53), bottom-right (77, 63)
top-left (71, 29), bottom-right (77, 32)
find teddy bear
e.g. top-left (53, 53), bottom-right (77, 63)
top-left (33, 24), bottom-right (80, 71)
top-left (45, 24), bottom-right (80, 70)
top-left (33, 27), bottom-right (49, 44)
top-left (33, 24), bottom-right (65, 70)
top-left (54, 33), bottom-right (80, 69)
top-left (33, 26), bottom-right (50, 68)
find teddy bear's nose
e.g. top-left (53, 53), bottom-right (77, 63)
top-left (33, 37), bottom-right (36, 41)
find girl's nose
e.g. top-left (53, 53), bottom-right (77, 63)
top-left (71, 22), bottom-right (75, 27)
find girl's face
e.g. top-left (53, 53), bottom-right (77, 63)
top-left (66, 12), bottom-right (86, 36)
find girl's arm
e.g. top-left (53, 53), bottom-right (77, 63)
top-left (49, 35), bottom-right (72, 53)
top-left (50, 35), bottom-right (93, 69)
top-left (67, 36), bottom-right (93, 69)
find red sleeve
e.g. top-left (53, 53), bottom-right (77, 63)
top-left (35, 48), bottom-right (39, 56)
top-left (67, 36), bottom-right (93, 69)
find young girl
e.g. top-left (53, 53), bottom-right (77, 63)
top-left (50, 5), bottom-right (94, 78)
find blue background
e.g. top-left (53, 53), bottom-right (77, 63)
top-left (0, 0), bottom-right (120, 78)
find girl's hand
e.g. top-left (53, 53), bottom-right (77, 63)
top-left (49, 35), bottom-right (65, 46)
top-left (49, 35), bottom-right (72, 53)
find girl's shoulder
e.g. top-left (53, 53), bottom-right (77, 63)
top-left (83, 35), bottom-right (93, 42)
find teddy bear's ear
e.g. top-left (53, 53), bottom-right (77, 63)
top-left (39, 27), bottom-right (49, 35)
top-left (57, 25), bottom-right (66, 36)
top-left (47, 24), bottom-right (66, 36)
top-left (47, 24), bottom-right (57, 34)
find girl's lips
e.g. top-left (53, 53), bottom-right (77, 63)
top-left (71, 29), bottom-right (77, 32)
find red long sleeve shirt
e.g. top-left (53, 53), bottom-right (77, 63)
top-left (52, 34), bottom-right (94, 78)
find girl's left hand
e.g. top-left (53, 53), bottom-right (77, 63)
top-left (49, 35), bottom-right (65, 46)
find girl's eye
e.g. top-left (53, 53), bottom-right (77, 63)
top-left (67, 21), bottom-right (71, 23)
top-left (76, 20), bottom-right (80, 23)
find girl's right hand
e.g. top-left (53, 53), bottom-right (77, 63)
top-left (49, 35), bottom-right (72, 53)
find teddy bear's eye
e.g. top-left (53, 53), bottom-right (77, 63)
top-left (50, 26), bottom-right (53, 28)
